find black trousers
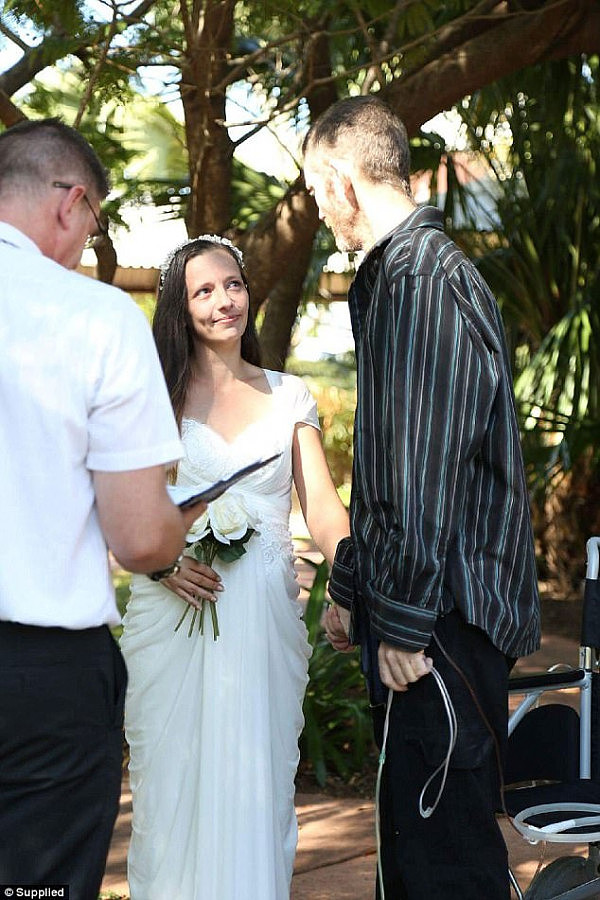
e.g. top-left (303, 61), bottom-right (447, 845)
top-left (372, 610), bottom-right (511, 900)
top-left (0, 622), bottom-right (127, 900)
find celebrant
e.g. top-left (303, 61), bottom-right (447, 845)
top-left (0, 118), bottom-right (204, 898)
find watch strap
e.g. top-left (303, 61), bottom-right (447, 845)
top-left (148, 556), bottom-right (182, 582)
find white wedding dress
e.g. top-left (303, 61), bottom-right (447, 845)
top-left (120, 370), bottom-right (315, 900)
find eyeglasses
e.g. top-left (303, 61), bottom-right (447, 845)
top-left (52, 180), bottom-right (108, 248)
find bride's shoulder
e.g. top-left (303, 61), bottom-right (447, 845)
top-left (263, 368), bottom-right (309, 397)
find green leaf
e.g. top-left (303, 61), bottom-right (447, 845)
top-left (215, 543), bottom-right (248, 563)
top-left (299, 560), bottom-right (375, 786)
top-left (238, 527), bottom-right (255, 544)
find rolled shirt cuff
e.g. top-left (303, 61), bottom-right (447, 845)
top-left (367, 581), bottom-right (438, 651)
top-left (328, 536), bottom-right (354, 610)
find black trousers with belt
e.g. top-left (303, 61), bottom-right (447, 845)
top-left (0, 621), bottom-right (127, 900)
top-left (372, 610), bottom-right (512, 900)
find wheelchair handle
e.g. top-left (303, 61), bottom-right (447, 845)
top-left (586, 536), bottom-right (600, 581)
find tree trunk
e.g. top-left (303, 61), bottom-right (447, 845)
top-left (249, 181), bottom-right (320, 369)
top-left (180, 0), bottom-right (236, 237)
top-left (94, 235), bottom-right (118, 284)
top-left (243, 27), bottom-right (338, 366)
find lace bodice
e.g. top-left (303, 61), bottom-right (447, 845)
top-left (176, 369), bottom-right (320, 559)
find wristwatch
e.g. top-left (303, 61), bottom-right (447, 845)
top-left (148, 556), bottom-right (182, 582)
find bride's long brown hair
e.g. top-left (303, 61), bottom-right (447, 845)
top-left (152, 237), bottom-right (262, 432)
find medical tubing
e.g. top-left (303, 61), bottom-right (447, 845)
top-left (375, 688), bottom-right (394, 900)
top-left (375, 634), bottom-right (523, 898)
top-left (418, 666), bottom-right (458, 818)
top-left (430, 632), bottom-right (517, 830)
top-left (375, 665), bottom-right (458, 899)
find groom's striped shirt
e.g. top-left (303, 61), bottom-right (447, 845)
top-left (330, 205), bottom-right (540, 660)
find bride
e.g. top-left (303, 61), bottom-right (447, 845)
top-left (120, 234), bottom-right (350, 899)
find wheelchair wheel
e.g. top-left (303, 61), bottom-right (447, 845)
top-left (524, 855), bottom-right (600, 899)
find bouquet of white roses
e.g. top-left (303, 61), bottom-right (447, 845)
top-left (175, 493), bottom-right (258, 640)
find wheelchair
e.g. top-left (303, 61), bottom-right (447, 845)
top-left (505, 536), bottom-right (600, 899)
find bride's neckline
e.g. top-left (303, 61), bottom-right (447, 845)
top-left (182, 416), bottom-right (272, 447)
top-left (182, 368), bottom-right (278, 447)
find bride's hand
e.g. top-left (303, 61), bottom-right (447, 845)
top-left (324, 603), bottom-right (354, 652)
top-left (161, 555), bottom-right (223, 609)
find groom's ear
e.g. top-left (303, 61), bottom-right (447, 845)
top-left (329, 159), bottom-right (359, 210)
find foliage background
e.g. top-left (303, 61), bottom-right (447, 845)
top-left (2, 0), bottom-right (600, 784)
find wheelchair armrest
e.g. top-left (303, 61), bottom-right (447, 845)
top-left (509, 668), bottom-right (586, 692)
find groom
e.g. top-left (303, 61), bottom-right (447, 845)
top-left (304, 95), bottom-right (540, 899)
top-left (0, 118), bottom-right (204, 898)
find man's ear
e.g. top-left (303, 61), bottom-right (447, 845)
top-left (330, 159), bottom-right (359, 210)
top-left (56, 184), bottom-right (86, 232)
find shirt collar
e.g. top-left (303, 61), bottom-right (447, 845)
top-left (364, 204), bottom-right (444, 264)
top-left (349, 205), bottom-right (445, 329)
top-left (0, 222), bottom-right (43, 256)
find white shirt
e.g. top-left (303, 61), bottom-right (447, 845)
top-left (0, 223), bottom-right (183, 628)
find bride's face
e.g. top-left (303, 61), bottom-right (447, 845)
top-left (185, 249), bottom-right (249, 348)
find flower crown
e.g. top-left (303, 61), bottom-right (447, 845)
top-left (159, 234), bottom-right (245, 289)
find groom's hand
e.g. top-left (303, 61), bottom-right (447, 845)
top-left (378, 643), bottom-right (433, 692)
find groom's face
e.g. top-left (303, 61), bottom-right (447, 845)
top-left (303, 148), bottom-right (363, 253)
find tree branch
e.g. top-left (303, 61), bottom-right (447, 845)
top-left (384, 0), bottom-right (600, 135)
top-left (74, 16), bottom-right (118, 127)
top-left (0, 16), bottom-right (30, 52)
top-left (0, 89), bottom-right (27, 127)
top-left (0, 0), bottom-right (159, 99)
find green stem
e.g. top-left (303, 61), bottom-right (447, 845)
top-left (174, 604), bottom-right (191, 633)
top-left (209, 600), bottom-right (219, 640)
top-left (174, 539), bottom-right (221, 639)
top-left (188, 606), bottom-right (198, 638)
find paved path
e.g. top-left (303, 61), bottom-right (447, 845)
top-left (102, 522), bottom-right (588, 898)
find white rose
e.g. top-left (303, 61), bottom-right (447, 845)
top-left (208, 495), bottom-right (253, 543)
